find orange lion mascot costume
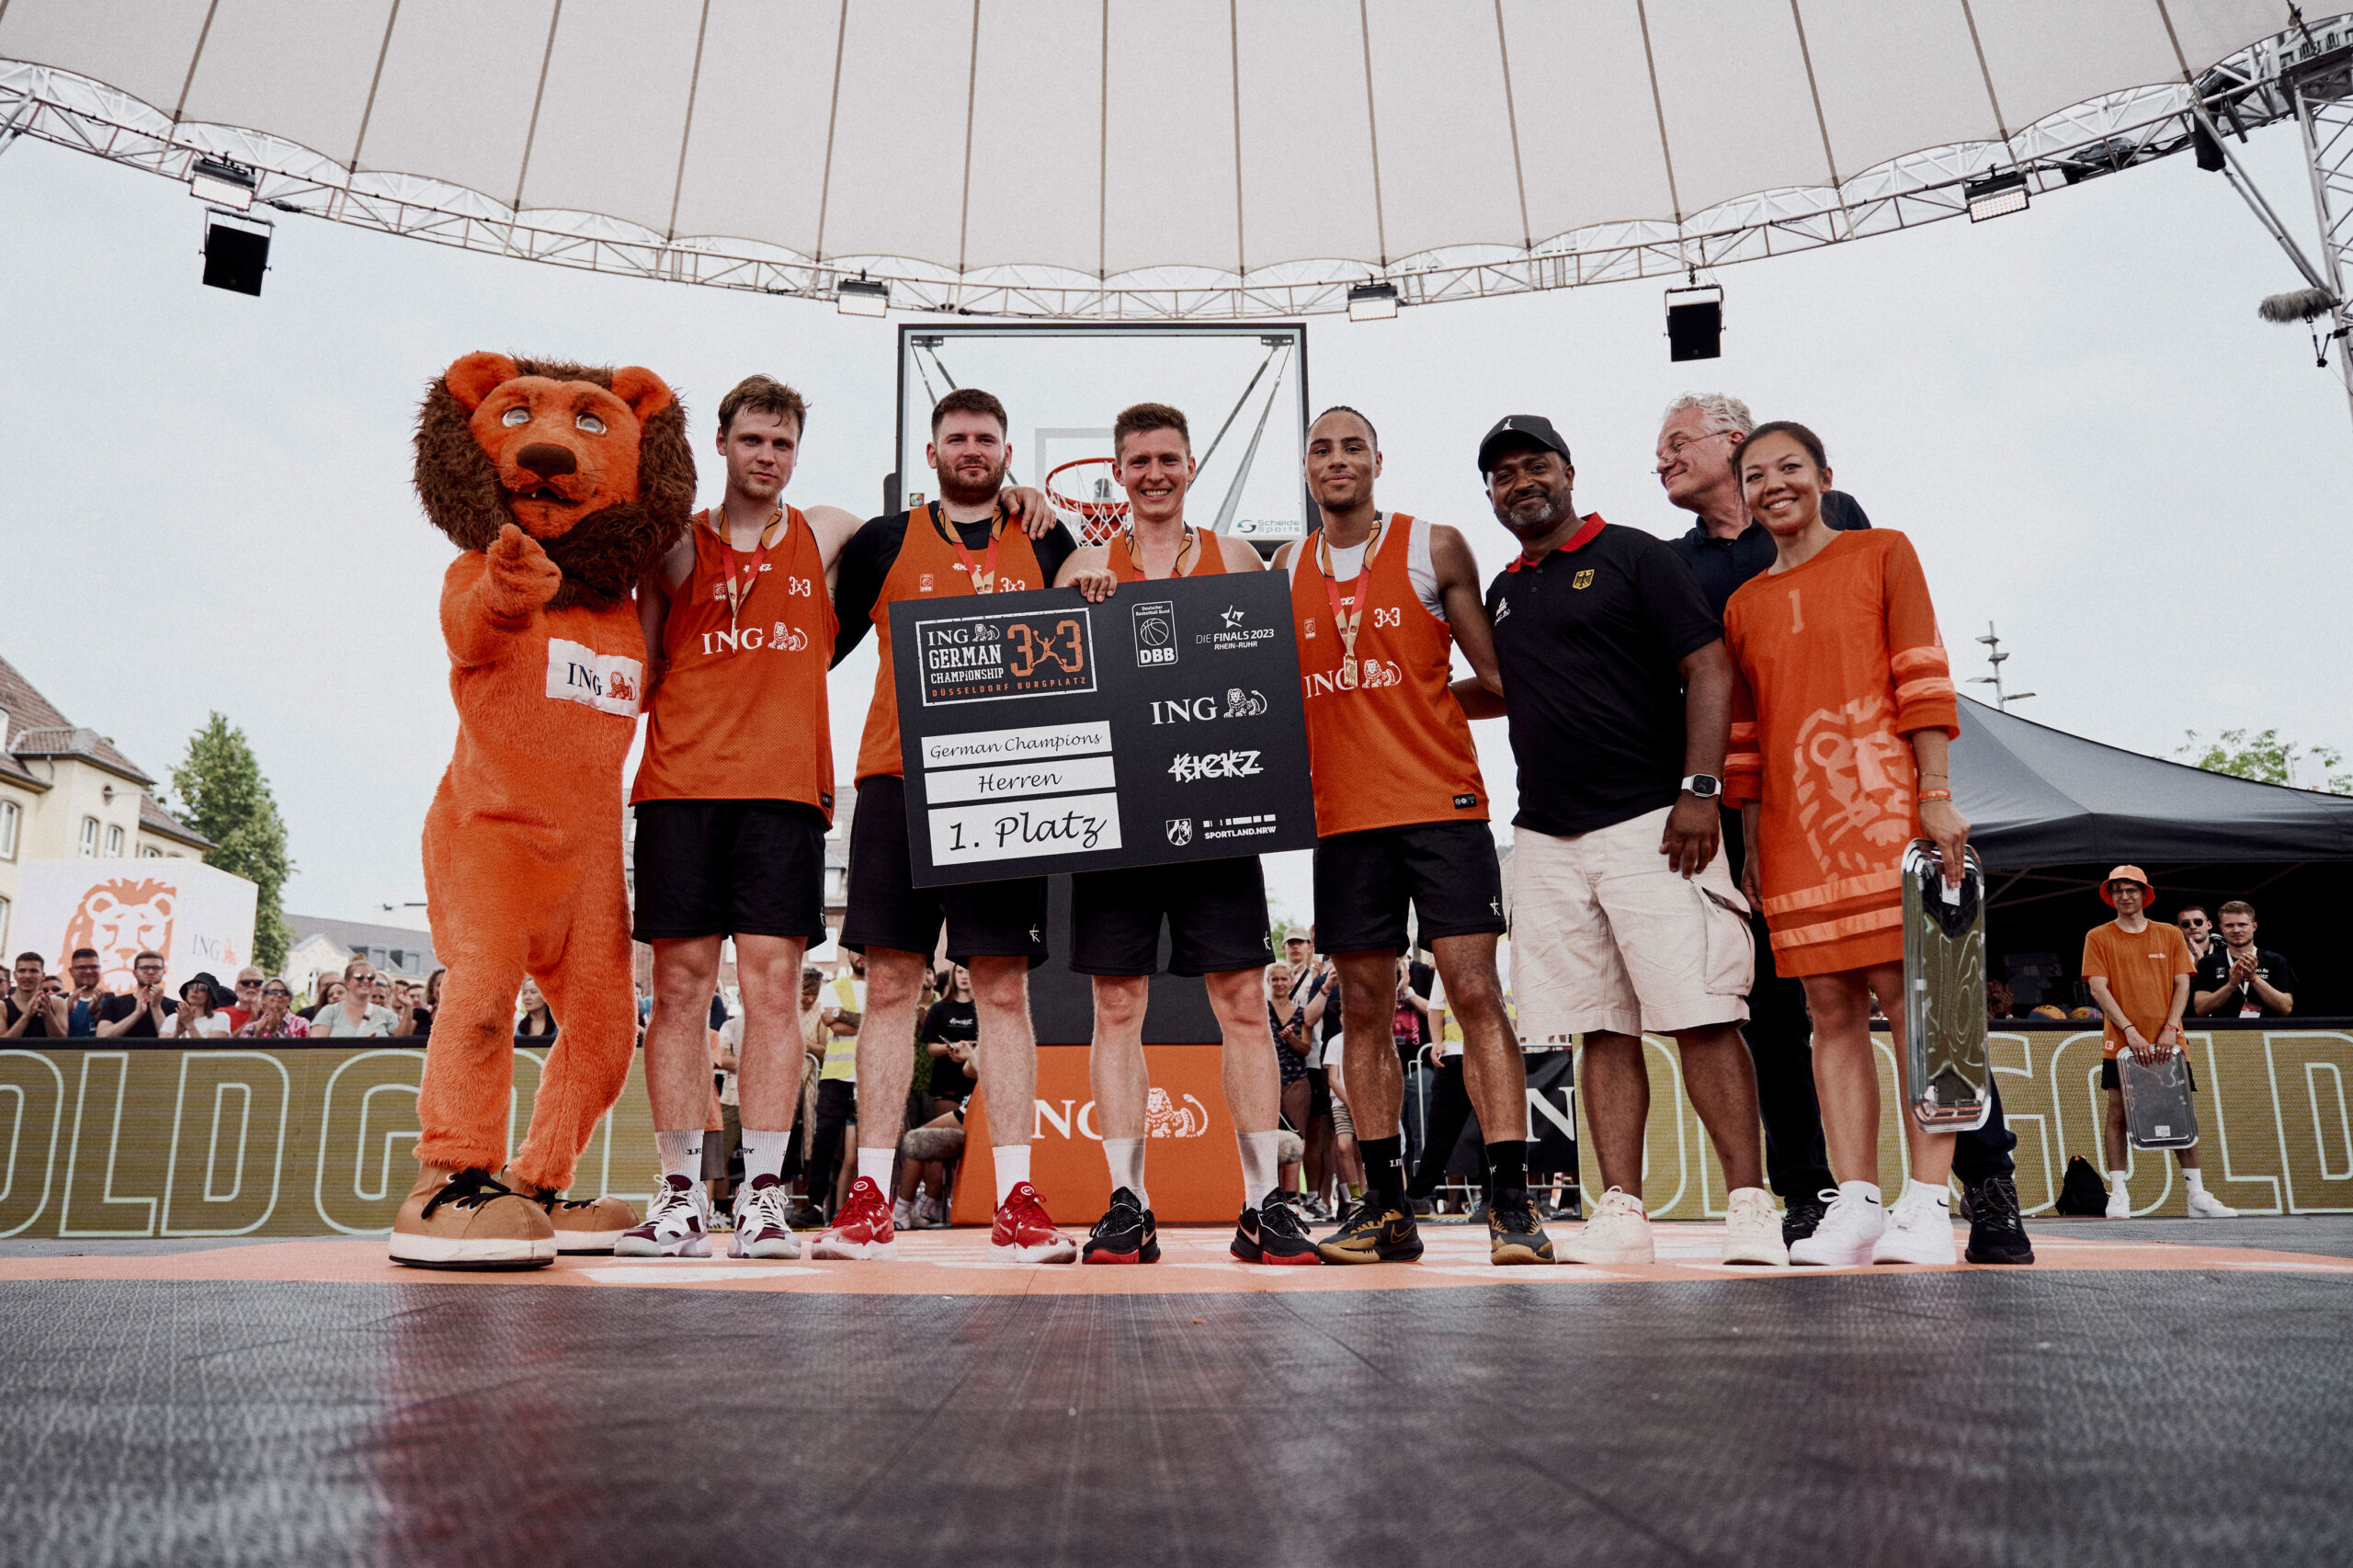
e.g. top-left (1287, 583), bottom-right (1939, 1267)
top-left (391, 351), bottom-right (693, 1268)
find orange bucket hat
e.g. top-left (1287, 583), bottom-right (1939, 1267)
top-left (2099, 865), bottom-right (2155, 906)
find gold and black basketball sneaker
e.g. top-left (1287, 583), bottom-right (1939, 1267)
top-left (1487, 1189), bottom-right (1555, 1266)
top-left (1314, 1198), bottom-right (1424, 1265)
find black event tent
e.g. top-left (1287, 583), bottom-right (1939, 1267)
top-left (1955, 698), bottom-right (2353, 1015)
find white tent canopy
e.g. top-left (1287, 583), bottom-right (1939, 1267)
top-left (0, 0), bottom-right (2314, 317)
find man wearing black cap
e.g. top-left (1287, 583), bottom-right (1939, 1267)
top-left (1456, 415), bottom-right (1786, 1267)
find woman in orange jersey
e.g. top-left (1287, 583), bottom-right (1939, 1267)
top-left (1721, 421), bottom-right (1970, 1268)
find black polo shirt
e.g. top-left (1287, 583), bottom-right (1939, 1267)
top-left (1486, 515), bottom-right (1722, 837)
top-left (1670, 489), bottom-right (1871, 621)
top-left (2193, 947), bottom-right (2298, 1017)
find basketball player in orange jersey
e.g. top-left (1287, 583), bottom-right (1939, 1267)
top-left (824, 388), bottom-right (1117, 1262)
top-left (1048, 403), bottom-right (1319, 1266)
top-left (621, 376), bottom-right (1058, 1260)
top-left (1272, 406), bottom-right (1552, 1267)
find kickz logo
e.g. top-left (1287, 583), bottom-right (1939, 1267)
top-left (545, 639), bottom-right (643, 717)
top-left (1167, 750), bottom-right (1264, 782)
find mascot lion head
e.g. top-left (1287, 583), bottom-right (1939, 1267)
top-left (414, 351), bottom-right (695, 609)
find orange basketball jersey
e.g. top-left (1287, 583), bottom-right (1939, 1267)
top-left (1285, 513), bottom-right (1485, 837)
top-left (632, 506), bottom-right (836, 816)
top-left (856, 505), bottom-right (1051, 782)
top-left (1109, 525), bottom-right (1230, 582)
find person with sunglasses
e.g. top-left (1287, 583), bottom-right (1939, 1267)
top-left (2173, 905), bottom-right (2218, 964)
top-left (235, 980), bottom-right (310, 1039)
top-left (222, 967), bottom-right (267, 1033)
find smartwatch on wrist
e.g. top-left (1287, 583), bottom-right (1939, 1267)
top-left (1680, 774), bottom-right (1722, 800)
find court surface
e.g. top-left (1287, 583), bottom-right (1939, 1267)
top-left (4, 1216), bottom-right (2348, 1567)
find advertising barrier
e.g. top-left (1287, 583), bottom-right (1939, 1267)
top-left (1, 1024), bottom-right (2347, 1236)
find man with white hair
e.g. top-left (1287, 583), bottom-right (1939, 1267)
top-left (1655, 392), bottom-right (2036, 1267)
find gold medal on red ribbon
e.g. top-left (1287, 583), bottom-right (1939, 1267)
top-left (1317, 515), bottom-right (1383, 690)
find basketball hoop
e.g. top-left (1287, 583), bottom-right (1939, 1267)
top-left (1045, 457), bottom-right (1129, 545)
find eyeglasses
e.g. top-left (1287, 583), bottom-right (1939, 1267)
top-left (1659, 430), bottom-right (1735, 460)
top-left (2177, 917), bottom-right (2208, 928)
top-left (262, 987), bottom-right (290, 998)
top-left (236, 979), bottom-right (261, 990)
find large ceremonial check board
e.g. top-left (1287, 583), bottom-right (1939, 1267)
top-left (890, 571), bottom-right (1316, 886)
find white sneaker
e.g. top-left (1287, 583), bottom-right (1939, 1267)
top-left (892, 1198), bottom-right (914, 1231)
top-left (613, 1174), bottom-right (711, 1257)
top-left (1871, 1187), bottom-right (1957, 1265)
top-left (1721, 1187), bottom-right (1790, 1267)
top-left (2106, 1185), bottom-right (2131, 1220)
top-left (2187, 1187), bottom-right (2239, 1218)
top-left (1563, 1187), bottom-right (1654, 1264)
top-left (1790, 1187), bottom-right (1883, 1267)
top-left (729, 1175), bottom-right (802, 1258)
top-left (925, 1196), bottom-right (950, 1228)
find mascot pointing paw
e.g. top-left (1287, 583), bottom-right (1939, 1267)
top-left (392, 351), bottom-right (693, 1268)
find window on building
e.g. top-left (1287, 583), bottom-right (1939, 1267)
top-left (105, 824), bottom-right (125, 857)
top-left (141, 846), bottom-right (164, 858)
top-left (0, 894), bottom-right (10, 950)
top-left (0, 799), bottom-right (17, 859)
top-left (78, 817), bottom-right (99, 858)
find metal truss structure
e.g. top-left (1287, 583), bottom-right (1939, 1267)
top-left (1, 17), bottom-right (2350, 334)
top-left (2287, 41), bottom-right (2353, 420)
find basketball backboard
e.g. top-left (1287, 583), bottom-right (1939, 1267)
top-left (893, 323), bottom-right (1311, 550)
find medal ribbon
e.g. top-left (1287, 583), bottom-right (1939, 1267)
top-left (1120, 524), bottom-right (1196, 581)
top-left (1316, 515), bottom-right (1384, 688)
top-left (713, 506), bottom-right (782, 631)
top-left (940, 502), bottom-right (1005, 594)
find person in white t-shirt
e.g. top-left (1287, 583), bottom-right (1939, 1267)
top-left (169, 974), bottom-right (236, 1040)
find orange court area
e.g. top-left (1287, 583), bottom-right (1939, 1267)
top-left (10, 1224), bottom-right (2348, 1298)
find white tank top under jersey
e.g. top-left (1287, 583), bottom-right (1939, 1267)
top-left (1290, 512), bottom-right (1448, 622)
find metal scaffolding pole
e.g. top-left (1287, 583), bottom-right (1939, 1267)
top-left (2287, 46), bottom-right (2353, 428)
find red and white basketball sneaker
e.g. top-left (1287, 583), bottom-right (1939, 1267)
top-left (810, 1176), bottom-right (898, 1261)
top-left (990, 1182), bottom-right (1078, 1264)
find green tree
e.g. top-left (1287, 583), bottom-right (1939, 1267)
top-left (2177, 728), bottom-right (2352, 794)
top-left (165, 714), bottom-right (297, 969)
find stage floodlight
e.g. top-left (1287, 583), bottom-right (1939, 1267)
top-left (836, 277), bottom-right (890, 317)
top-left (201, 211), bottom-right (271, 296)
top-left (1965, 170), bottom-right (2030, 222)
top-left (1665, 284), bottom-right (1722, 361)
top-left (1347, 282), bottom-right (1399, 322)
top-left (188, 156), bottom-right (256, 211)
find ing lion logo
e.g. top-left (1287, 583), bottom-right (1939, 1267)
top-left (1357, 659), bottom-right (1404, 689)
top-left (1144, 1087), bottom-right (1211, 1138)
top-left (62, 878), bottom-right (176, 992)
top-left (1791, 697), bottom-right (1915, 875)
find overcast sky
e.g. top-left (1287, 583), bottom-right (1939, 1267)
top-left (1, 119), bottom-right (2347, 934)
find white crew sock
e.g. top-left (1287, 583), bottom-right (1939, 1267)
top-left (1236, 1131), bottom-right (1281, 1208)
top-left (1901, 1176), bottom-right (1949, 1211)
top-left (2185, 1168), bottom-right (2208, 1195)
top-left (1837, 1179), bottom-right (1882, 1209)
top-left (995, 1144), bottom-right (1031, 1203)
top-left (856, 1146), bottom-right (894, 1192)
top-left (2109, 1170), bottom-right (2130, 1193)
top-left (654, 1130), bottom-right (703, 1184)
top-left (739, 1129), bottom-right (790, 1185)
top-left (1104, 1137), bottom-right (1148, 1208)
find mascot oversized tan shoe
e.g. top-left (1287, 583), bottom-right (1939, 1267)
top-left (389, 1165), bottom-right (556, 1269)
top-left (501, 1167), bottom-right (637, 1254)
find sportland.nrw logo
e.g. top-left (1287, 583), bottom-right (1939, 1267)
top-left (1032, 1090), bottom-right (1212, 1142)
top-left (62, 878), bottom-right (176, 992)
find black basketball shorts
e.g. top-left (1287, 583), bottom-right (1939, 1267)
top-left (841, 774), bottom-right (1050, 968)
top-left (1071, 856), bottom-right (1273, 977)
top-left (631, 800), bottom-right (829, 943)
top-left (1312, 820), bottom-right (1506, 955)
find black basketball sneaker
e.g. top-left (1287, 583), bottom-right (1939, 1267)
top-left (1081, 1186), bottom-right (1160, 1264)
top-left (1231, 1196), bottom-right (1323, 1266)
top-left (1961, 1174), bottom-right (2036, 1266)
top-left (1486, 1188), bottom-right (1554, 1265)
top-left (1314, 1198), bottom-right (1424, 1265)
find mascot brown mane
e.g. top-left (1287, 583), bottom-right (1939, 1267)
top-left (412, 354), bottom-right (694, 608)
top-left (392, 351), bottom-right (691, 1269)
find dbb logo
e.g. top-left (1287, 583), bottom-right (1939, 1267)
top-left (1131, 600), bottom-right (1177, 667)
